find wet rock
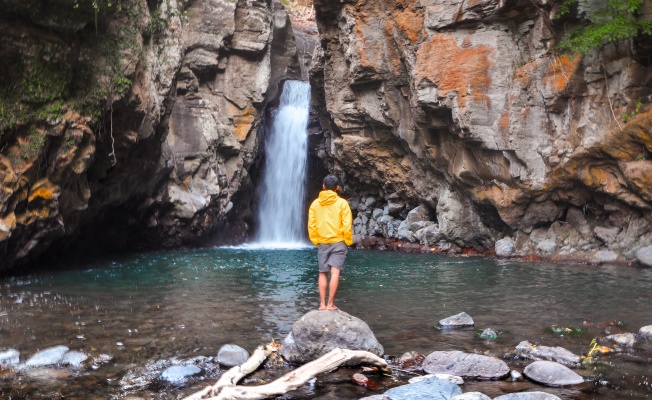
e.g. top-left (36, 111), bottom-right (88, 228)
top-left (415, 224), bottom-right (442, 246)
top-left (61, 351), bottom-right (88, 368)
top-left (280, 310), bottom-right (383, 364)
top-left (409, 373), bottom-right (464, 385)
top-left (495, 237), bottom-right (515, 257)
top-left (23, 367), bottom-right (72, 379)
top-left (523, 360), bottom-right (584, 386)
top-left (537, 239), bottom-right (557, 254)
top-left (594, 250), bottom-right (619, 263)
top-left (396, 351), bottom-right (425, 371)
top-left (25, 345), bottom-right (69, 367)
top-left (160, 365), bottom-right (202, 383)
top-left (515, 341), bottom-right (581, 367)
top-left (494, 392), bottom-right (561, 400)
top-left (352, 372), bottom-right (370, 387)
top-left (510, 370), bottom-right (523, 381)
top-left (0, 349), bottom-right (19, 365)
top-left (438, 312), bottom-right (474, 328)
top-left (422, 351), bottom-right (510, 379)
top-left (480, 328), bottom-right (498, 339)
top-left (636, 246), bottom-right (652, 267)
top-left (383, 376), bottom-right (462, 400)
top-left (217, 344), bottom-right (250, 367)
top-left (638, 325), bottom-right (652, 338)
top-left (451, 392), bottom-right (492, 400)
top-left (602, 333), bottom-right (637, 347)
top-left (359, 395), bottom-right (391, 400)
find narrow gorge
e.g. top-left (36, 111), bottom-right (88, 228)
top-left (1, 0), bottom-right (651, 273)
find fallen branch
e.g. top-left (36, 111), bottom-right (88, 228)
top-left (184, 346), bottom-right (388, 400)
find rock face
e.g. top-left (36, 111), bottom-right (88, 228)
top-left (523, 360), bottom-right (584, 386)
top-left (280, 310), bottom-right (384, 364)
top-left (0, 0), bottom-right (303, 271)
top-left (309, 0), bottom-right (652, 261)
top-left (422, 351), bottom-right (510, 379)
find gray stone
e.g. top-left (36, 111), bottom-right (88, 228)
top-left (217, 344), bottom-right (250, 367)
top-left (594, 226), bottom-right (621, 243)
top-left (495, 237), bottom-right (515, 257)
top-left (636, 246), bottom-right (652, 267)
top-left (25, 345), bottom-right (69, 367)
top-left (61, 351), bottom-right (88, 367)
top-left (438, 312), bottom-right (474, 328)
top-left (638, 325), bottom-right (652, 338)
top-left (359, 396), bottom-right (391, 400)
top-left (396, 351), bottom-right (425, 371)
top-left (160, 365), bottom-right (201, 383)
top-left (280, 310), bottom-right (383, 364)
top-left (594, 250), bottom-right (618, 263)
top-left (451, 392), bottom-right (492, 400)
top-left (510, 370), bottom-right (523, 381)
top-left (384, 377), bottom-right (462, 400)
top-left (537, 239), bottom-right (557, 253)
top-left (494, 392), bottom-right (562, 400)
top-left (0, 349), bottom-right (20, 365)
top-left (416, 224), bottom-right (442, 246)
top-left (387, 200), bottom-right (404, 215)
top-left (515, 341), bottom-right (581, 367)
top-left (397, 220), bottom-right (416, 242)
top-left (480, 328), bottom-right (498, 339)
top-left (523, 360), bottom-right (584, 386)
top-left (603, 333), bottom-right (637, 347)
top-left (409, 373), bottom-right (464, 385)
top-left (423, 351), bottom-right (510, 379)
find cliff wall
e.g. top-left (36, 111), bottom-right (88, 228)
top-left (309, 0), bottom-right (652, 262)
top-left (0, 0), bottom-right (300, 272)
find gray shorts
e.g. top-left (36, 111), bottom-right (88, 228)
top-left (318, 242), bottom-right (348, 272)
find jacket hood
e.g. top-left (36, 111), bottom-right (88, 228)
top-left (318, 190), bottom-right (339, 206)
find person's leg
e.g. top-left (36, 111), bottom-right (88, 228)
top-left (326, 266), bottom-right (340, 309)
top-left (318, 271), bottom-right (328, 310)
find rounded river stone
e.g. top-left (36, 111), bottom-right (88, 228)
top-left (423, 351), bottom-right (510, 379)
top-left (523, 361), bottom-right (584, 386)
top-left (494, 392), bottom-right (562, 400)
top-left (217, 344), bottom-right (249, 367)
top-left (383, 377), bottom-right (462, 400)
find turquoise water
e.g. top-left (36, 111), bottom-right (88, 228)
top-left (1, 248), bottom-right (651, 398)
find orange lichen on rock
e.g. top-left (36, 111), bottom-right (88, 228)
top-left (229, 103), bottom-right (255, 142)
top-left (416, 34), bottom-right (493, 107)
top-left (543, 55), bottom-right (581, 94)
top-left (515, 59), bottom-right (542, 87)
top-left (28, 180), bottom-right (60, 203)
top-left (391, 0), bottom-right (424, 43)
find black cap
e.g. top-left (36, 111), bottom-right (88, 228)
top-left (323, 175), bottom-right (339, 190)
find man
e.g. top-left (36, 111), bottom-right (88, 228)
top-left (308, 174), bottom-right (353, 311)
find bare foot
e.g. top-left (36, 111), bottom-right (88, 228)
top-left (326, 305), bottom-right (339, 311)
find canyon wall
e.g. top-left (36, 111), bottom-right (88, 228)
top-left (0, 0), bottom-right (300, 272)
top-left (309, 0), bottom-right (652, 263)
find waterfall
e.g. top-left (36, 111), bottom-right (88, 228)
top-left (256, 80), bottom-right (310, 247)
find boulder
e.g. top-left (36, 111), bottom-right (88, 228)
top-left (593, 226), bottom-right (621, 244)
top-left (438, 312), bottom-right (474, 328)
top-left (494, 393), bottom-right (562, 400)
top-left (160, 365), bottom-right (202, 383)
top-left (593, 250), bottom-right (618, 263)
top-left (495, 237), bottom-right (515, 257)
top-left (61, 351), bottom-right (88, 367)
top-left (602, 333), bottom-right (637, 347)
top-left (636, 246), bottom-right (652, 267)
top-left (422, 351), bottom-right (510, 379)
top-left (280, 310), bottom-right (384, 364)
top-left (638, 325), bottom-right (652, 338)
top-left (396, 351), bottom-right (425, 371)
top-left (415, 224), bottom-right (442, 246)
top-left (383, 376), bottom-right (462, 400)
top-left (25, 345), bottom-right (69, 367)
top-left (0, 349), bottom-right (20, 365)
top-left (515, 341), bottom-right (581, 367)
top-left (451, 393), bottom-right (492, 400)
top-left (217, 344), bottom-right (250, 367)
top-left (523, 360), bottom-right (584, 386)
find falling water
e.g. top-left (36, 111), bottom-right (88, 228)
top-left (256, 80), bottom-right (310, 246)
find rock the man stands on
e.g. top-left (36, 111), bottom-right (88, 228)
top-left (308, 175), bottom-right (353, 311)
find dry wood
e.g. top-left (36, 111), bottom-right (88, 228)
top-left (183, 346), bottom-right (388, 400)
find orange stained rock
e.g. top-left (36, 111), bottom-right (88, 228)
top-left (416, 34), bottom-right (493, 107)
top-left (515, 59), bottom-right (542, 87)
top-left (391, 0), bottom-right (424, 43)
top-left (229, 103), bottom-right (256, 142)
top-left (28, 180), bottom-right (59, 203)
top-left (543, 55), bottom-right (581, 94)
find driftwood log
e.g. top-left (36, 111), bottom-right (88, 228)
top-left (183, 344), bottom-right (389, 400)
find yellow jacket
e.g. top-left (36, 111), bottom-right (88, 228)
top-left (308, 190), bottom-right (353, 246)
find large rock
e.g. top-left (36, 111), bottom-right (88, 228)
top-left (438, 312), bottom-right (474, 328)
top-left (523, 361), bottom-right (584, 386)
top-left (217, 344), bottom-right (250, 367)
top-left (636, 246), bottom-right (652, 267)
top-left (495, 237), bottom-right (515, 257)
top-left (61, 351), bottom-right (88, 368)
top-left (383, 377), bottom-right (462, 400)
top-left (25, 345), bottom-right (69, 367)
top-left (602, 333), bottom-right (637, 347)
top-left (515, 341), bottom-right (581, 367)
top-left (422, 351), bottom-right (510, 379)
top-left (280, 310), bottom-right (384, 364)
top-left (160, 365), bottom-right (202, 383)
